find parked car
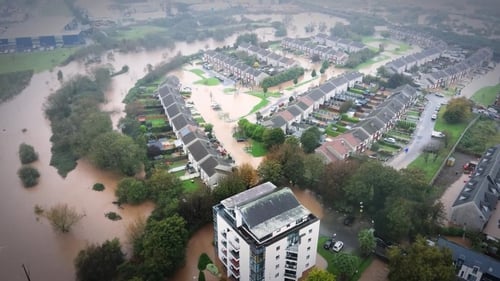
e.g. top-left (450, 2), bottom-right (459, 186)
top-left (384, 137), bottom-right (396, 144)
top-left (431, 114), bottom-right (437, 120)
top-left (331, 241), bottom-right (344, 252)
top-left (323, 239), bottom-right (333, 250)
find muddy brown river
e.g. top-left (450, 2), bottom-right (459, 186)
top-left (0, 13), bottom-right (341, 280)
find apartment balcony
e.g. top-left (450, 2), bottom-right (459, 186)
top-left (222, 232), bottom-right (227, 238)
top-left (285, 269), bottom-right (297, 279)
top-left (286, 252), bottom-right (298, 261)
top-left (229, 240), bottom-right (240, 251)
top-left (230, 249), bottom-right (240, 259)
top-left (221, 240), bottom-right (227, 248)
top-left (230, 265), bottom-right (240, 278)
top-left (285, 261), bottom-right (297, 270)
top-left (230, 258), bottom-right (240, 268)
top-left (222, 249), bottom-right (227, 257)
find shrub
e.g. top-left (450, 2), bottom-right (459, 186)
top-left (105, 212), bottom-right (122, 221)
top-left (198, 253), bottom-right (213, 271)
top-left (19, 143), bottom-right (38, 164)
top-left (93, 183), bottom-right (105, 191)
top-left (18, 166), bottom-right (40, 187)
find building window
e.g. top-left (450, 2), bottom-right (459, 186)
top-left (308, 238), bottom-right (312, 242)
top-left (307, 246), bottom-right (311, 251)
top-left (306, 263), bottom-right (309, 268)
top-left (276, 255), bottom-right (280, 260)
top-left (472, 266), bottom-right (479, 274)
top-left (275, 273), bottom-right (279, 278)
top-left (306, 255), bottom-right (310, 259)
top-left (308, 229), bottom-right (312, 233)
top-left (276, 264), bottom-right (279, 269)
top-left (276, 246), bottom-right (280, 251)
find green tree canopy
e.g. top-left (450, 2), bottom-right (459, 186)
top-left (116, 177), bottom-right (149, 205)
top-left (300, 126), bottom-right (322, 153)
top-left (443, 97), bottom-right (472, 124)
top-left (263, 128), bottom-right (285, 149)
top-left (305, 267), bottom-right (336, 281)
top-left (212, 172), bottom-right (246, 202)
top-left (89, 131), bottom-right (144, 175)
top-left (140, 215), bottom-right (189, 280)
top-left (388, 236), bottom-right (455, 281)
top-left (332, 252), bottom-right (360, 281)
top-left (17, 166), bottom-right (40, 187)
top-left (257, 159), bottom-right (283, 184)
top-left (19, 143), bottom-right (38, 164)
top-left (358, 228), bottom-right (376, 257)
top-left (74, 238), bottom-right (125, 281)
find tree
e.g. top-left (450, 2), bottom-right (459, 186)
top-left (140, 215), bottom-right (189, 280)
top-left (376, 66), bottom-right (390, 78)
top-left (388, 236), bottom-right (455, 281)
top-left (384, 73), bottom-right (414, 89)
top-left (212, 172), bottom-right (246, 202)
top-left (311, 54), bottom-right (321, 62)
top-left (19, 143), bottom-right (38, 164)
top-left (74, 238), bottom-right (125, 281)
top-left (257, 159), bottom-right (283, 184)
top-left (305, 267), bottom-right (336, 281)
top-left (358, 228), bottom-right (376, 257)
top-left (443, 97), bottom-right (472, 124)
top-left (177, 188), bottom-right (214, 232)
top-left (235, 33), bottom-right (258, 46)
top-left (318, 160), bottom-right (360, 206)
top-left (332, 253), bottom-right (360, 281)
top-left (300, 126), bottom-right (321, 153)
top-left (57, 70), bottom-right (63, 82)
top-left (17, 166), bottom-right (40, 187)
top-left (311, 69), bottom-right (317, 78)
top-left (262, 128), bottom-right (285, 149)
top-left (116, 178), bottom-right (149, 205)
top-left (236, 163), bottom-right (259, 188)
top-left (89, 131), bottom-right (144, 176)
top-left (293, 77), bottom-right (298, 85)
top-left (339, 100), bottom-right (353, 114)
top-left (302, 154), bottom-right (325, 187)
top-left (147, 168), bottom-right (183, 201)
top-left (44, 203), bottom-right (84, 233)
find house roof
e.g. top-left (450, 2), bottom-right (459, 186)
top-left (287, 105), bottom-right (303, 117)
top-left (240, 187), bottom-right (312, 240)
top-left (319, 81), bottom-right (336, 94)
top-left (315, 132), bottom-right (361, 163)
top-left (171, 114), bottom-right (195, 132)
top-left (437, 237), bottom-right (500, 279)
top-left (200, 156), bottom-right (219, 177)
top-left (186, 139), bottom-right (211, 162)
top-left (307, 88), bottom-right (325, 101)
top-left (344, 71), bottom-right (363, 82)
top-left (452, 145), bottom-right (500, 223)
top-left (221, 181), bottom-right (277, 209)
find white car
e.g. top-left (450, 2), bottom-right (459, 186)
top-left (384, 137), bottom-right (396, 144)
top-left (431, 114), bottom-right (437, 120)
top-left (331, 241), bottom-right (344, 252)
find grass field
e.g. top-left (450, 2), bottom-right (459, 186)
top-left (0, 48), bottom-right (77, 74)
top-left (245, 98), bottom-right (269, 117)
top-left (189, 68), bottom-right (206, 78)
top-left (113, 25), bottom-right (169, 40)
top-left (194, 77), bottom-right (220, 86)
top-left (250, 141), bottom-right (267, 157)
top-left (471, 84), bottom-right (500, 107)
top-left (182, 178), bottom-right (202, 193)
top-left (284, 76), bottom-right (318, 90)
top-left (223, 88), bottom-right (236, 93)
top-left (355, 55), bottom-right (390, 70)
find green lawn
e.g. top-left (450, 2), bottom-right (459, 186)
top-left (250, 141), bottom-right (267, 157)
top-left (150, 118), bottom-right (166, 127)
top-left (244, 98), bottom-right (269, 117)
top-left (113, 25), bottom-right (168, 40)
top-left (0, 48), bottom-right (77, 74)
top-left (355, 55), bottom-right (390, 70)
top-left (224, 88), bottom-right (236, 93)
top-left (471, 84), bottom-right (500, 107)
top-left (182, 178), bottom-right (202, 193)
top-left (189, 68), bottom-right (206, 79)
top-left (194, 77), bottom-right (220, 86)
top-left (284, 76), bottom-right (318, 90)
top-left (246, 90), bottom-right (282, 98)
top-left (408, 110), bottom-right (471, 182)
top-left (317, 236), bottom-right (373, 280)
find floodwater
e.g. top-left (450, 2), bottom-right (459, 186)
top-left (0, 12), bottom-right (346, 281)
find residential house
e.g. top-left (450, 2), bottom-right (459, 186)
top-left (213, 182), bottom-right (320, 281)
top-left (315, 132), bottom-right (362, 163)
top-left (437, 237), bottom-right (500, 281)
top-left (450, 145), bottom-right (500, 231)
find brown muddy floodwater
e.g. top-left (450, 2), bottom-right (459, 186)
top-left (0, 14), bottom-right (337, 280)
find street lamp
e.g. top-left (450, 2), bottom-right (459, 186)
top-left (359, 201), bottom-right (364, 217)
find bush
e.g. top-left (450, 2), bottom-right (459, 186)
top-left (105, 212), bottom-right (122, 221)
top-left (19, 143), bottom-right (38, 164)
top-left (197, 253), bottom-right (213, 271)
top-left (18, 166), bottom-right (40, 187)
top-left (93, 183), bottom-right (105, 191)
top-left (116, 178), bottom-right (149, 205)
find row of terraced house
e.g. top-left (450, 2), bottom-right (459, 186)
top-left (315, 85), bottom-right (419, 163)
top-left (158, 76), bottom-right (235, 187)
top-left (237, 42), bottom-right (297, 69)
top-left (385, 46), bottom-right (444, 74)
top-left (281, 37), bottom-right (349, 65)
top-left (262, 71), bottom-right (364, 132)
top-left (423, 47), bottom-right (493, 89)
top-left (203, 50), bottom-right (269, 86)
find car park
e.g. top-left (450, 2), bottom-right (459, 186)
top-left (331, 241), bottom-right (344, 252)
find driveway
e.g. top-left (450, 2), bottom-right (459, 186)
top-left (388, 93), bottom-right (447, 169)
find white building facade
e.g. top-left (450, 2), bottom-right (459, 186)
top-left (213, 182), bottom-right (320, 281)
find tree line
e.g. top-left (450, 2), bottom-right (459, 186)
top-left (44, 68), bottom-right (145, 177)
top-left (261, 67), bottom-right (304, 90)
top-left (0, 70), bottom-right (34, 104)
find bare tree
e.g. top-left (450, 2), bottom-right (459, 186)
top-left (43, 203), bottom-right (84, 233)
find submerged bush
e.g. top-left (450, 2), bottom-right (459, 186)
top-left (18, 166), bottom-right (40, 187)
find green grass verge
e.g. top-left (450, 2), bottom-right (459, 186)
top-left (223, 88), bottom-right (237, 93)
top-left (244, 98), bottom-right (269, 117)
top-left (355, 55), bottom-right (390, 70)
top-left (189, 68), bottom-right (206, 79)
top-left (182, 178), bottom-right (201, 193)
top-left (250, 141), bottom-right (267, 157)
top-left (113, 25), bottom-right (169, 40)
top-left (285, 76), bottom-right (318, 90)
top-left (150, 118), bottom-right (166, 127)
top-left (246, 90), bottom-right (282, 98)
top-left (194, 77), bottom-right (220, 86)
top-left (0, 48), bottom-right (77, 74)
top-left (471, 84), bottom-right (500, 107)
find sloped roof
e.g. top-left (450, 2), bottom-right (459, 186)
top-left (240, 187), bottom-right (311, 240)
top-left (200, 156), bottom-right (219, 177)
top-left (221, 181), bottom-right (277, 209)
